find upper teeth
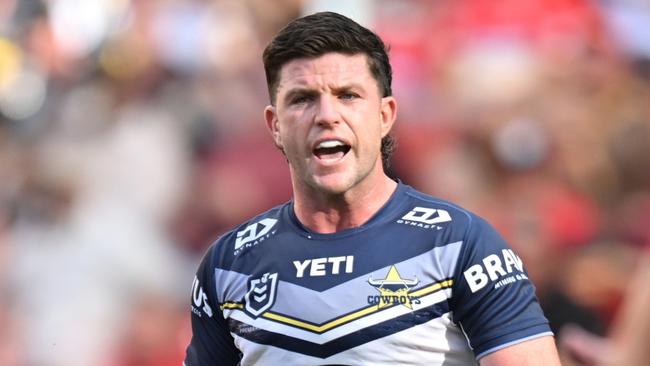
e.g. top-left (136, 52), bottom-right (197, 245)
top-left (317, 140), bottom-right (344, 149)
top-left (316, 140), bottom-right (344, 149)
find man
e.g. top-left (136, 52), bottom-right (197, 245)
top-left (184, 11), bottom-right (561, 366)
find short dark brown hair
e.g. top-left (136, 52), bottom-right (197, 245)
top-left (262, 11), bottom-right (396, 171)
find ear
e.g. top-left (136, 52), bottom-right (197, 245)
top-left (379, 96), bottom-right (397, 138)
top-left (264, 105), bottom-right (283, 149)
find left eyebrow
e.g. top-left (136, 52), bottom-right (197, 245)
top-left (331, 82), bottom-right (364, 93)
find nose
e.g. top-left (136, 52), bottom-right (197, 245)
top-left (314, 95), bottom-right (340, 127)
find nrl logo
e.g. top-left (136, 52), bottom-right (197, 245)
top-left (368, 265), bottom-right (420, 309)
top-left (244, 272), bottom-right (278, 318)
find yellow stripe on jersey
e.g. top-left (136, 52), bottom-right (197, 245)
top-left (221, 302), bottom-right (244, 310)
top-left (410, 279), bottom-right (453, 298)
top-left (258, 279), bottom-right (453, 333)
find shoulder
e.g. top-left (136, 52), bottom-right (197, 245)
top-left (402, 184), bottom-right (506, 239)
top-left (202, 202), bottom-right (288, 270)
top-left (397, 183), bottom-right (477, 234)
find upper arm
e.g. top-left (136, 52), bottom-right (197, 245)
top-left (450, 215), bottom-right (554, 358)
top-left (184, 251), bottom-right (241, 366)
top-left (479, 335), bottom-right (561, 366)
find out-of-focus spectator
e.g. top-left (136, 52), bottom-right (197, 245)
top-left (111, 294), bottom-right (188, 366)
top-left (559, 249), bottom-right (650, 366)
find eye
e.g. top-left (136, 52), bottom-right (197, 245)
top-left (289, 94), bottom-right (314, 105)
top-left (339, 92), bottom-right (359, 101)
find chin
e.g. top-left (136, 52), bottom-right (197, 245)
top-left (309, 175), bottom-right (356, 196)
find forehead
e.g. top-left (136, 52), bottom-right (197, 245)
top-left (277, 53), bottom-right (375, 91)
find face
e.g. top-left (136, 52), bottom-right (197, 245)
top-left (265, 53), bottom-right (396, 197)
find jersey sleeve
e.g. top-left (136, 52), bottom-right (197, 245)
top-left (184, 250), bottom-right (241, 366)
top-left (450, 215), bottom-right (552, 359)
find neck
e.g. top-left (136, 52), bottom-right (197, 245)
top-left (292, 174), bottom-right (398, 234)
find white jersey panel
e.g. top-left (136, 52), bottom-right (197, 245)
top-left (234, 312), bottom-right (477, 366)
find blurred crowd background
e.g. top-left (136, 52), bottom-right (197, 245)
top-left (1, 0), bottom-right (649, 365)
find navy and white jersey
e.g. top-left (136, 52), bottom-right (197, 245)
top-left (184, 182), bottom-right (552, 366)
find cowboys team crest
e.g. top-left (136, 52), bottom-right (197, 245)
top-left (244, 272), bottom-right (279, 318)
top-left (368, 265), bottom-right (420, 309)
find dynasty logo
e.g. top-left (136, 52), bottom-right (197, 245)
top-left (397, 207), bottom-right (452, 230)
top-left (234, 218), bottom-right (278, 255)
top-left (367, 265), bottom-right (421, 309)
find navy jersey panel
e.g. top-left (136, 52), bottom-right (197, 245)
top-left (184, 252), bottom-right (241, 366)
top-left (450, 214), bottom-right (552, 358)
top-left (183, 182), bottom-right (552, 365)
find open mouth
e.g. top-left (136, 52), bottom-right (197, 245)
top-left (313, 140), bottom-right (351, 161)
